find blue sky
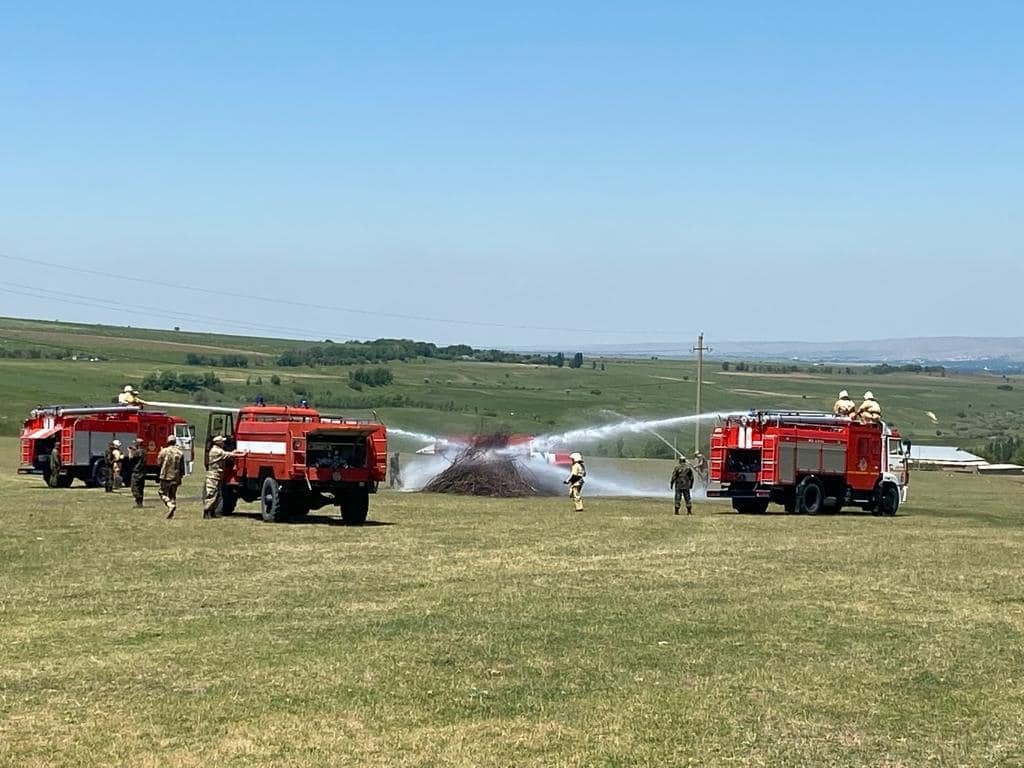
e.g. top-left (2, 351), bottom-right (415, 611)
top-left (1, 1), bottom-right (1021, 348)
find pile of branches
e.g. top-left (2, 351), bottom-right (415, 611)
top-left (423, 432), bottom-right (555, 497)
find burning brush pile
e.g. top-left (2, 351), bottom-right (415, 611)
top-left (422, 432), bottom-right (559, 497)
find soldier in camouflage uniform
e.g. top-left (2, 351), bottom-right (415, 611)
top-left (670, 455), bottom-right (695, 515)
top-left (48, 444), bottom-right (62, 488)
top-left (203, 435), bottom-right (245, 519)
top-left (156, 434), bottom-right (185, 519)
top-left (128, 437), bottom-right (148, 508)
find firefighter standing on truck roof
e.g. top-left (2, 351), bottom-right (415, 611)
top-left (833, 390), bottom-right (857, 417)
top-left (128, 437), bottom-right (147, 508)
top-left (203, 435), bottom-right (246, 519)
top-left (670, 455), bottom-right (695, 515)
top-left (856, 391), bottom-right (882, 424)
top-left (564, 452), bottom-right (586, 511)
top-left (157, 434), bottom-right (185, 519)
top-left (118, 385), bottom-right (146, 407)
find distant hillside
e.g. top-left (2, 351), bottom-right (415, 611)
top-left (567, 337), bottom-right (1024, 372)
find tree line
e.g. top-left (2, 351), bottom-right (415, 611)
top-left (274, 339), bottom-right (583, 368)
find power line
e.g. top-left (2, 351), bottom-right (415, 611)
top-left (0, 252), bottom-right (680, 337)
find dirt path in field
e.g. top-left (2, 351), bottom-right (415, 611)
top-left (2, 329), bottom-right (275, 357)
top-left (730, 387), bottom-right (807, 398)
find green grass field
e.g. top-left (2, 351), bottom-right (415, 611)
top-left (2, 435), bottom-right (1023, 766)
top-left (2, 317), bottom-right (1022, 459)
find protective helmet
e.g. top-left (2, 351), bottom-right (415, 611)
top-left (839, 390), bottom-right (849, 398)
top-left (166, 434), bottom-right (177, 444)
top-left (112, 440), bottom-right (121, 447)
top-left (864, 391), bottom-right (875, 400)
top-left (569, 452), bottom-right (583, 462)
top-left (135, 437), bottom-right (144, 444)
top-left (678, 454), bottom-right (687, 461)
top-left (212, 435), bottom-right (226, 444)
top-left (124, 385), bottom-right (136, 393)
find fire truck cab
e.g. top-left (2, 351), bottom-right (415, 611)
top-left (206, 404), bottom-right (387, 524)
top-left (707, 410), bottom-right (910, 516)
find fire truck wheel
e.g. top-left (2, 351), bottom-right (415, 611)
top-left (341, 489), bottom-right (369, 525)
top-left (796, 478), bottom-right (824, 515)
top-left (54, 474), bottom-right (74, 488)
top-left (733, 500), bottom-right (768, 515)
top-left (260, 477), bottom-right (282, 522)
top-left (90, 459), bottom-right (108, 489)
top-left (220, 485), bottom-right (238, 516)
top-left (879, 485), bottom-right (900, 517)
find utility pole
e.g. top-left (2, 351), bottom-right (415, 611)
top-left (691, 332), bottom-right (712, 454)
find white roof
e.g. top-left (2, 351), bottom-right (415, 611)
top-left (910, 445), bottom-right (985, 464)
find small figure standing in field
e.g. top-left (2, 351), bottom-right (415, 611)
top-left (48, 443), bottom-right (62, 488)
top-left (157, 434), bottom-right (185, 519)
top-left (127, 437), bottom-right (147, 508)
top-left (103, 440), bottom-right (122, 492)
top-left (670, 455), bottom-right (694, 515)
top-left (118, 385), bottom-right (146, 407)
top-left (833, 389), bottom-right (857, 417)
top-left (856, 391), bottom-right (882, 424)
top-left (564, 452), bottom-right (586, 511)
top-left (389, 452), bottom-right (402, 489)
top-left (203, 435), bottom-right (246, 519)
top-left (692, 451), bottom-right (708, 489)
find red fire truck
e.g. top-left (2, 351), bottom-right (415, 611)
top-left (18, 405), bottom-right (195, 488)
top-left (707, 410), bottom-right (910, 515)
top-left (205, 404), bottom-right (387, 524)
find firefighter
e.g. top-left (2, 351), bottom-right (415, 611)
top-left (564, 452), bottom-right (586, 511)
top-left (103, 440), bottom-right (122, 492)
top-left (156, 434), bottom-right (185, 519)
top-left (118, 385), bottom-right (146, 407)
top-left (389, 452), bottom-right (402, 489)
top-left (670, 455), bottom-right (695, 515)
top-left (856, 391), bottom-right (882, 424)
top-left (127, 437), bottom-right (148, 508)
top-left (203, 435), bottom-right (245, 519)
top-left (833, 390), bottom-right (856, 417)
top-left (692, 451), bottom-right (708, 489)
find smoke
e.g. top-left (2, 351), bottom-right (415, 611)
top-left (398, 454), bottom-right (452, 491)
top-left (390, 412), bottom-right (731, 497)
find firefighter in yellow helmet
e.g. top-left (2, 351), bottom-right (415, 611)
top-left (118, 384), bottom-right (147, 407)
top-left (564, 452), bottom-right (586, 511)
top-left (856, 391), bottom-right (882, 424)
top-left (833, 389), bottom-right (856, 417)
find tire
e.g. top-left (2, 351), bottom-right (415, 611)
top-left (220, 484), bottom-right (238, 516)
top-left (879, 484), bottom-right (900, 517)
top-left (341, 488), bottom-right (369, 525)
top-left (733, 500), bottom-right (768, 514)
top-left (260, 477), bottom-right (282, 522)
top-left (796, 478), bottom-right (824, 515)
top-left (90, 459), bottom-right (109, 489)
